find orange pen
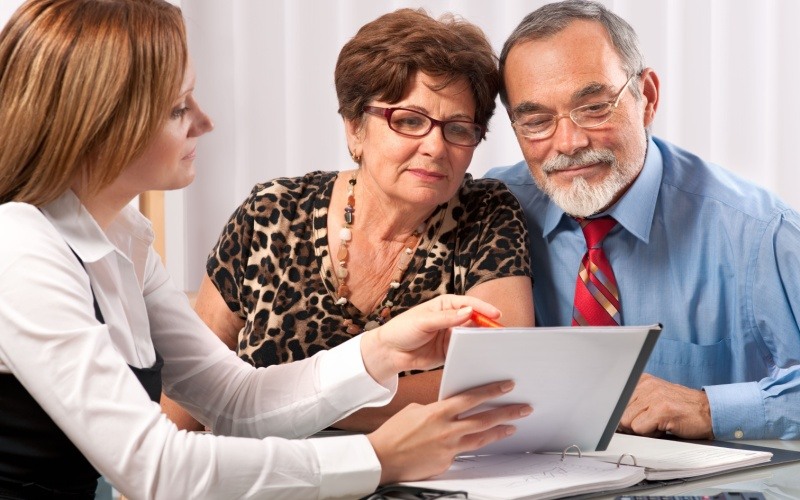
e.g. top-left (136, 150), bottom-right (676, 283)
top-left (470, 310), bottom-right (505, 328)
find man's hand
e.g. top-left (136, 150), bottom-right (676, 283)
top-left (618, 373), bottom-right (714, 439)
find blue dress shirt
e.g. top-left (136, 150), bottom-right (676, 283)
top-left (487, 137), bottom-right (800, 440)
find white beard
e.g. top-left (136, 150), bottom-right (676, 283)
top-left (537, 148), bottom-right (639, 218)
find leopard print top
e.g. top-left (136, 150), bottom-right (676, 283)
top-left (207, 171), bottom-right (532, 367)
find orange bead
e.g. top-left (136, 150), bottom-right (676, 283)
top-left (404, 235), bottom-right (419, 248)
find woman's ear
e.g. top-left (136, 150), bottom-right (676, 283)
top-left (344, 117), bottom-right (364, 162)
top-left (639, 68), bottom-right (660, 128)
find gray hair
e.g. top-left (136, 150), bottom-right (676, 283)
top-left (499, 0), bottom-right (645, 107)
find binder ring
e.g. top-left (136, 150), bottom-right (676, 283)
top-left (560, 444), bottom-right (582, 461)
top-left (616, 453), bottom-right (638, 467)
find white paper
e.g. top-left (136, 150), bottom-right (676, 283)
top-left (439, 325), bottom-right (660, 455)
top-left (402, 453), bottom-right (646, 500)
top-left (584, 433), bottom-right (773, 480)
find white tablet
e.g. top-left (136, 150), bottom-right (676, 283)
top-left (438, 324), bottom-right (661, 456)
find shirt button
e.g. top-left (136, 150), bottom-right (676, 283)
top-left (734, 429), bottom-right (744, 439)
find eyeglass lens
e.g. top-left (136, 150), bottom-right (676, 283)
top-left (388, 108), bottom-right (482, 146)
top-left (513, 75), bottom-right (635, 139)
top-left (514, 101), bottom-right (615, 139)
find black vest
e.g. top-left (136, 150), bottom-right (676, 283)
top-left (0, 250), bottom-right (163, 499)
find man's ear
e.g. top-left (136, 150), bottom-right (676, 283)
top-left (640, 68), bottom-right (660, 128)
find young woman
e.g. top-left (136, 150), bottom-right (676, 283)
top-left (0, 0), bottom-right (530, 498)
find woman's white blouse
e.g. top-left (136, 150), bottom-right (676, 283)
top-left (0, 191), bottom-right (397, 499)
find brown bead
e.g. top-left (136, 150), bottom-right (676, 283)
top-left (380, 307), bottom-right (391, 319)
top-left (337, 245), bottom-right (348, 260)
top-left (347, 195), bottom-right (355, 207)
top-left (337, 285), bottom-right (351, 298)
top-left (346, 324), bottom-right (362, 334)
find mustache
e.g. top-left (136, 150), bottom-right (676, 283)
top-left (542, 149), bottom-right (617, 173)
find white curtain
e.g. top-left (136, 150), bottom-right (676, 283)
top-left (2, 1), bottom-right (799, 290)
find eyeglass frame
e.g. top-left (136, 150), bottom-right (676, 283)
top-left (359, 484), bottom-right (468, 500)
top-left (509, 74), bottom-right (639, 140)
top-left (362, 105), bottom-right (486, 147)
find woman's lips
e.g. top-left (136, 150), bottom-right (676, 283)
top-left (407, 168), bottom-right (446, 181)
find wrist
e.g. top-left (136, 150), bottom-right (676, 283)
top-left (367, 431), bottom-right (396, 485)
top-left (703, 382), bottom-right (763, 439)
top-left (360, 327), bottom-right (397, 383)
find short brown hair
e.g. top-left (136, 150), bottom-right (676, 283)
top-left (335, 8), bottom-right (499, 138)
top-left (0, 0), bottom-right (187, 205)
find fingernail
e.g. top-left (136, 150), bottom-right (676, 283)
top-left (505, 425), bottom-right (517, 436)
top-left (520, 406), bottom-right (533, 417)
top-left (500, 381), bottom-right (514, 392)
top-left (456, 306), bottom-right (473, 317)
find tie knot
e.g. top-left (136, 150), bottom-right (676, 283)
top-left (577, 216), bottom-right (617, 249)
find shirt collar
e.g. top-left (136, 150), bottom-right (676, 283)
top-left (40, 190), bottom-right (155, 264)
top-left (542, 136), bottom-right (663, 243)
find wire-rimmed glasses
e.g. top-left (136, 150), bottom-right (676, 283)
top-left (363, 106), bottom-right (485, 147)
top-left (360, 485), bottom-right (468, 499)
top-left (510, 74), bottom-right (638, 140)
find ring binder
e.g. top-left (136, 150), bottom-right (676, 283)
top-left (561, 444), bottom-right (582, 461)
top-left (616, 453), bottom-right (637, 467)
top-left (401, 434), bottom-right (776, 500)
top-left (561, 444), bottom-right (638, 469)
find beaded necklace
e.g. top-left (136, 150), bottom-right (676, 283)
top-left (336, 173), bottom-right (425, 333)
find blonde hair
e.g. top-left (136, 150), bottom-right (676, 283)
top-left (0, 0), bottom-right (187, 205)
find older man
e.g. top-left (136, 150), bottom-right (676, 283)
top-left (488, 0), bottom-right (800, 441)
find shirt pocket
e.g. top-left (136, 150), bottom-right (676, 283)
top-left (646, 336), bottom-right (733, 387)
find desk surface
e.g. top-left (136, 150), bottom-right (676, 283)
top-left (591, 440), bottom-right (800, 500)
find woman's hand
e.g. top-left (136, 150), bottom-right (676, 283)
top-left (359, 294), bottom-right (501, 383)
top-left (367, 380), bottom-right (532, 484)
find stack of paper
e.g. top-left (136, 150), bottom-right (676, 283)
top-left (584, 433), bottom-right (773, 480)
top-left (401, 453), bottom-right (646, 500)
top-left (401, 434), bottom-right (773, 500)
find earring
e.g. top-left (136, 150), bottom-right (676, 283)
top-left (349, 150), bottom-right (361, 163)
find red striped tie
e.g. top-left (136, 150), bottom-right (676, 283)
top-left (572, 217), bottom-right (621, 326)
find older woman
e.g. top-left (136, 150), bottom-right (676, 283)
top-left (169, 8), bottom-right (535, 431)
